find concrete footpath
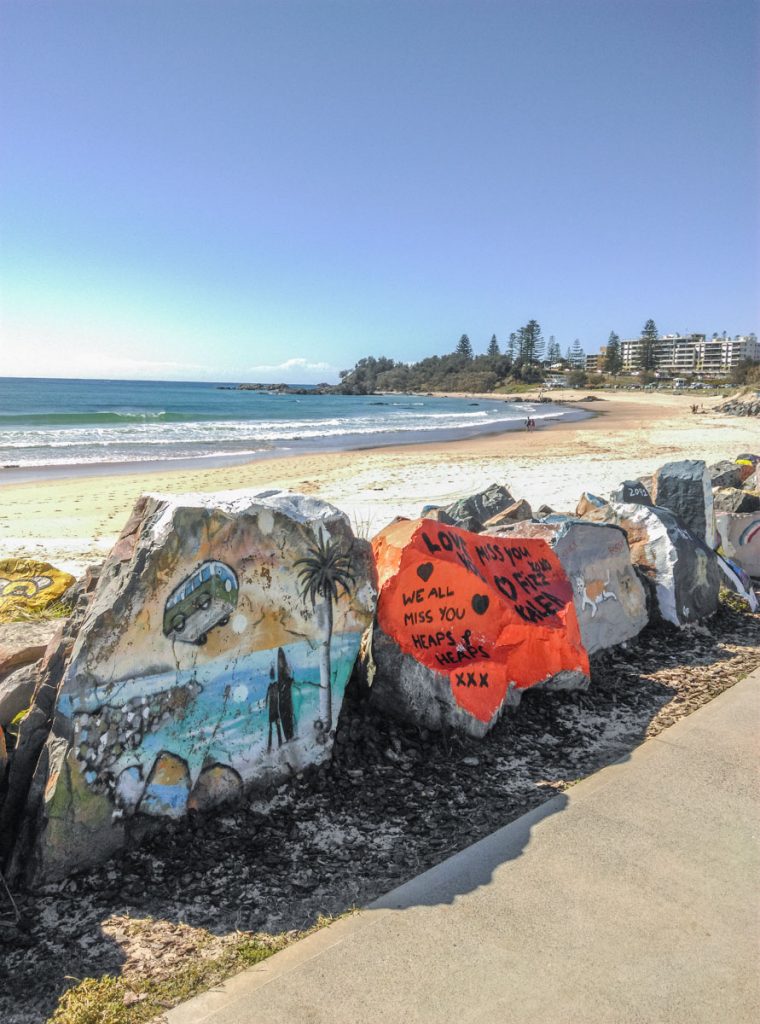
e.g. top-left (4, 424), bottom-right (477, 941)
top-left (169, 670), bottom-right (760, 1024)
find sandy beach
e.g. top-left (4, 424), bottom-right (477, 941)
top-left (0, 390), bottom-right (756, 576)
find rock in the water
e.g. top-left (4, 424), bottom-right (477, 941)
top-left (0, 559), bottom-right (75, 623)
top-left (708, 460), bottom-right (743, 489)
top-left (488, 520), bottom-right (648, 654)
top-left (609, 480), bottom-right (653, 506)
top-left (0, 621), bottom-right (60, 683)
top-left (444, 483), bottom-right (515, 534)
top-left (483, 498), bottom-right (533, 529)
top-left (652, 459), bottom-right (716, 548)
top-left (716, 512), bottom-right (760, 577)
top-left (712, 487), bottom-right (760, 515)
top-left (21, 489), bottom-right (376, 883)
top-left (368, 519), bottom-right (589, 738)
top-left (0, 662), bottom-right (40, 728)
top-left (579, 502), bottom-right (721, 626)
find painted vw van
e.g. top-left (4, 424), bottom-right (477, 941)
top-left (163, 561), bottom-right (239, 645)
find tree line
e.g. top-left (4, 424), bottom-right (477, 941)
top-left (335, 320), bottom-right (588, 394)
top-left (334, 319), bottom-right (756, 394)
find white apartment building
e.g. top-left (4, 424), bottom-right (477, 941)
top-left (620, 333), bottom-right (758, 376)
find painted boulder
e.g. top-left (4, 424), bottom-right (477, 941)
top-left (25, 490), bottom-right (376, 882)
top-left (579, 502), bottom-right (721, 626)
top-left (716, 555), bottom-right (758, 612)
top-left (716, 512), bottom-right (760, 577)
top-left (369, 519), bottom-right (589, 738)
top-left (0, 559), bottom-right (75, 623)
top-left (609, 480), bottom-right (653, 507)
top-left (444, 484), bottom-right (515, 534)
top-left (487, 520), bottom-right (648, 654)
top-left (651, 460), bottom-right (716, 548)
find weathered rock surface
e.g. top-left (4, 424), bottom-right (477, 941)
top-left (0, 559), bottom-right (76, 623)
top-left (0, 662), bottom-right (40, 728)
top-left (652, 459), bottom-right (716, 548)
top-left (421, 507), bottom-right (456, 526)
top-left (716, 512), bottom-right (760, 577)
top-left (0, 618), bottom-right (75, 873)
top-left (708, 460), bottom-right (743, 489)
top-left (444, 483), bottom-right (515, 533)
top-left (579, 501), bottom-right (721, 626)
top-left (609, 480), bottom-right (653, 506)
top-left (368, 519), bottom-right (589, 738)
top-left (0, 621), bottom-right (60, 683)
top-left (488, 520), bottom-right (648, 654)
top-left (712, 487), bottom-right (760, 515)
top-left (483, 498), bottom-right (533, 529)
top-left (17, 490), bottom-right (376, 883)
top-left (575, 492), bottom-right (608, 517)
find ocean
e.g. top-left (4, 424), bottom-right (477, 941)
top-left (0, 377), bottom-right (585, 481)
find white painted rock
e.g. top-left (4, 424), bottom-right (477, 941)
top-left (27, 489), bottom-right (376, 881)
top-left (488, 520), bottom-right (648, 654)
top-left (652, 459), bottom-right (716, 549)
top-left (716, 512), bottom-right (760, 578)
top-left (579, 502), bottom-right (721, 626)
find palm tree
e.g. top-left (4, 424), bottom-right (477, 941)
top-left (295, 529), bottom-right (355, 730)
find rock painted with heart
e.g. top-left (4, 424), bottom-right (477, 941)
top-left (369, 519), bottom-right (590, 738)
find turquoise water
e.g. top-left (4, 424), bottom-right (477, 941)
top-left (0, 376), bottom-right (583, 477)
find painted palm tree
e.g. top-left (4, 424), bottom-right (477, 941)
top-left (295, 529), bottom-right (355, 730)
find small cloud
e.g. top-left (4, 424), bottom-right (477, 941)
top-left (246, 357), bottom-right (339, 382)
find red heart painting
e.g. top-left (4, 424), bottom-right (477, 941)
top-left (373, 519), bottom-right (589, 723)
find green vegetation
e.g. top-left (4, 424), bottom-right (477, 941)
top-left (334, 321), bottom-right (569, 394)
top-left (604, 331), bottom-right (623, 375)
top-left (638, 318), bottom-right (659, 373)
top-left (49, 915), bottom-right (349, 1024)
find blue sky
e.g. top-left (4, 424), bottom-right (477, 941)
top-left (1, 0), bottom-right (757, 382)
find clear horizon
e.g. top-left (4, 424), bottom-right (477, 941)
top-left (1, 0), bottom-right (758, 383)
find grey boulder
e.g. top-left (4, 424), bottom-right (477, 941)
top-left (652, 459), bottom-right (716, 548)
top-left (444, 483), bottom-right (515, 533)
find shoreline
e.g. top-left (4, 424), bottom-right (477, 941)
top-left (0, 390), bottom-right (754, 576)
top-left (0, 401), bottom-right (591, 486)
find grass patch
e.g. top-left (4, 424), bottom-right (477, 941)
top-left (48, 914), bottom-right (350, 1024)
top-left (1, 598), bottom-right (75, 625)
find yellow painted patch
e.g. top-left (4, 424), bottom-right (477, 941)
top-left (151, 752), bottom-right (189, 786)
top-left (0, 558), bottom-right (75, 622)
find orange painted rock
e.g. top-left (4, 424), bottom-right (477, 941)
top-left (370, 519), bottom-right (589, 737)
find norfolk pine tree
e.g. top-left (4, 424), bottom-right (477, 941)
top-left (487, 334), bottom-right (500, 358)
top-left (639, 319), bottom-right (659, 373)
top-left (604, 331), bottom-right (623, 374)
top-left (456, 334), bottom-right (474, 361)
